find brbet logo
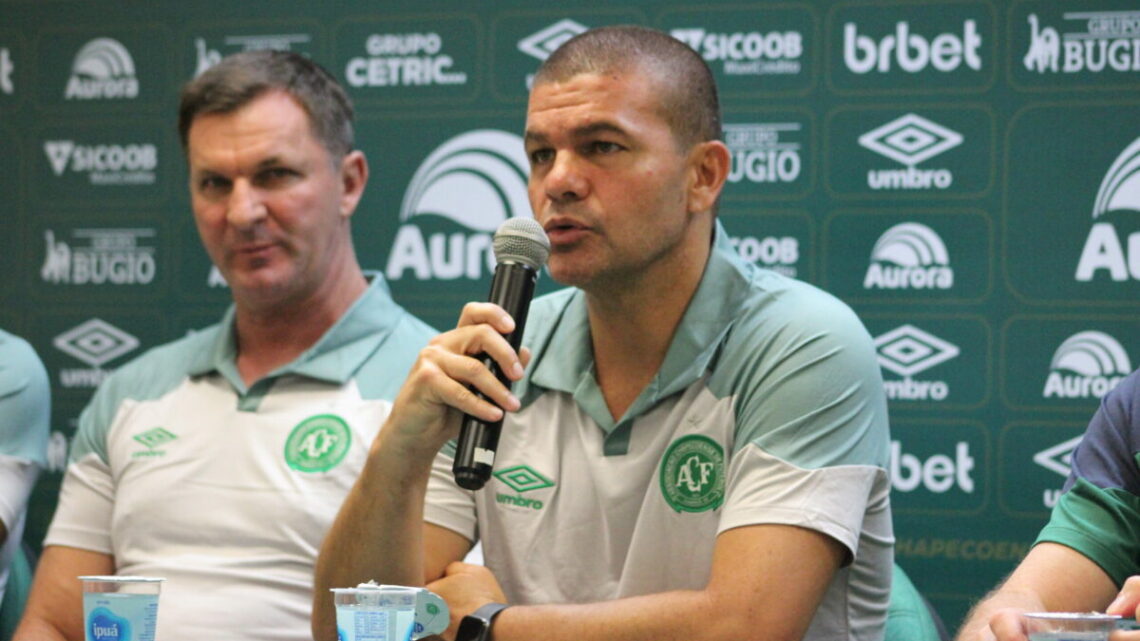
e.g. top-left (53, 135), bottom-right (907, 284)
top-left (844, 20), bottom-right (982, 74)
top-left (891, 440), bottom-right (975, 494)
top-left (41, 228), bottom-right (157, 286)
top-left (1043, 331), bottom-right (1132, 399)
top-left (859, 114), bottom-right (962, 190)
top-left (54, 318), bottom-right (140, 388)
top-left (874, 325), bottom-right (960, 401)
top-left (724, 123), bottom-right (801, 185)
top-left (386, 130), bottom-right (530, 281)
top-left (345, 32), bottom-right (467, 87)
top-left (65, 38), bottom-right (138, 100)
top-left (1, 47), bottom-right (13, 95)
top-left (864, 222), bottom-right (954, 290)
top-left (1076, 136), bottom-right (1140, 282)
top-left (1024, 12), bottom-right (1140, 74)
top-left (671, 28), bottom-right (802, 75)
top-left (44, 140), bottom-right (157, 185)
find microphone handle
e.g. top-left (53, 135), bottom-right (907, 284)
top-left (453, 262), bottom-right (538, 490)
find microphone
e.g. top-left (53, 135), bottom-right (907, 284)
top-left (452, 217), bottom-right (550, 491)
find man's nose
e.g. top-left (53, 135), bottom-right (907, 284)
top-left (225, 180), bottom-right (267, 228)
top-left (542, 153), bottom-right (588, 202)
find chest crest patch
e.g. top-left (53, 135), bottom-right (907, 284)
top-left (659, 435), bottom-right (725, 513)
top-left (284, 414), bottom-right (351, 473)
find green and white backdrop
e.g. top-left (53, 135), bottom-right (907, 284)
top-left (2, 0), bottom-right (1139, 629)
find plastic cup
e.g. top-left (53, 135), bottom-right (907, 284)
top-left (79, 575), bottom-right (164, 641)
top-left (332, 585), bottom-right (418, 641)
top-left (1023, 612), bottom-right (1121, 641)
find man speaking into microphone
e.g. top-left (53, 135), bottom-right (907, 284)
top-left (314, 25), bottom-right (892, 641)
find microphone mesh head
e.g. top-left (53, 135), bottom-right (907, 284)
top-left (493, 217), bottom-right (550, 269)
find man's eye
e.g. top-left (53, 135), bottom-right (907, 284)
top-left (589, 141), bottom-right (622, 154)
top-left (258, 168), bottom-right (298, 186)
top-left (529, 149), bottom-right (554, 165)
top-left (198, 176), bottom-right (229, 193)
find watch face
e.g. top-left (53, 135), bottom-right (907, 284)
top-left (456, 614), bottom-right (489, 641)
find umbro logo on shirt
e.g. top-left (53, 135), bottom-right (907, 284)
top-left (131, 427), bottom-right (177, 458)
top-left (494, 464), bottom-right (555, 511)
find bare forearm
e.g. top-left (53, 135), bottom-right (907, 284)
top-left (13, 618), bottom-right (73, 641)
top-left (15, 546), bottom-right (113, 641)
top-left (312, 429), bottom-right (434, 640)
top-left (493, 589), bottom-right (805, 641)
top-left (956, 588), bottom-right (1047, 641)
top-left (956, 543), bottom-right (1121, 641)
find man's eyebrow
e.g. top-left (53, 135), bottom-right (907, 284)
top-left (524, 121), bottom-right (628, 145)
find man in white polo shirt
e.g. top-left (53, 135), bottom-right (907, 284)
top-left (15, 51), bottom-right (434, 641)
top-left (315, 25), bottom-right (892, 641)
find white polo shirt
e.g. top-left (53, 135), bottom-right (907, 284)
top-left (425, 223), bottom-right (894, 641)
top-left (46, 279), bottom-right (435, 641)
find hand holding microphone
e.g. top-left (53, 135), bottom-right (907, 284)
top-left (452, 218), bottom-right (550, 490)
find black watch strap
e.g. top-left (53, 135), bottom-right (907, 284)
top-left (456, 602), bottom-right (510, 641)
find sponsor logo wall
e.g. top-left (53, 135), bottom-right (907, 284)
top-left (4, 0), bottom-right (1137, 631)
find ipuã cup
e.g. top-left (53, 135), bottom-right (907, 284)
top-left (332, 583), bottom-right (449, 641)
top-left (79, 575), bottom-right (164, 641)
top-left (1022, 612), bottom-right (1123, 641)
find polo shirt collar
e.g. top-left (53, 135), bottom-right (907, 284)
top-left (186, 277), bottom-right (405, 390)
top-left (530, 221), bottom-right (753, 426)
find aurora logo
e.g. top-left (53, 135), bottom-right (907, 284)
top-left (863, 222), bottom-right (954, 290)
top-left (1043, 331), bottom-right (1132, 399)
top-left (385, 130), bottom-right (531, 281)
top-left (65, 37), bottom-right (138, 100)
top-left (1092, 137), bottom-right (1140, 218)
top-left (1076, 136), bottom-right (1140, 282)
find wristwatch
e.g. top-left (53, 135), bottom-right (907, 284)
top-left (455, 602), bottom-right (510, 641)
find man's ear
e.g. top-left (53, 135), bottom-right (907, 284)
top-left (686, 140), bottom-right (730, 215)
top-left (339, 150), bottom-right (369, 219)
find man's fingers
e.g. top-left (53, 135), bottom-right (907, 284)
top-left (989, 610), bottom-right (1029, 641)
top-left (1108, 577), bottom-right (1140, 617)
top-left (423, 347), bottom-right (519, 417)
top-left (429, 322), bottom-right (525, 383)
top-left (456, 302), bottom-right (516, 335)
